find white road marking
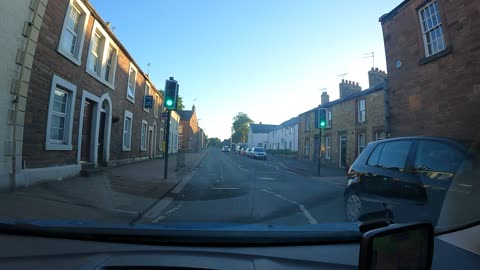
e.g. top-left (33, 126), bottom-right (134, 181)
top-left (257, 177), bottom-right (275, 180)
top-left (262, 189), bottom-right (318, 225)
top-left (152, 203), bottom-right (183, 223)
top-left (210, 187), bottom-right (240, 190)
top-left (106, 208), bottom-right (138, 214)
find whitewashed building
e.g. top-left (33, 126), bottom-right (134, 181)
top-left (267, 117), bottom-right (299, 151)
top-left (169, 111), bottom-right (180, 154)
top-left (0, 0), bottom-right (47, 190)
top-left (247, 123), bottom-right (276, 149)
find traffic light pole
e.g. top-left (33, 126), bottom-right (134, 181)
top-left (317, 127), bottom-right (321, 177)
top-left (164, 109), bottom-right (171, 180)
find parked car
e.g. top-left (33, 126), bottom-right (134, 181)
top-left (344, 136), bottom-right (474, 224)
top-left (245, 148), bottom-right (253, 157)
top-left (237, 144), bottom-right (247, 154)
top-left (251, 147), bottom-right (267, 160)
top-left (222, 146), bottom-right (230, 152)
top-left (240, 147), bottom-right (248, 155)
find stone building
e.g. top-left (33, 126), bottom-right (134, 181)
top-left (380, 0), bottom-right (480, 143)
top-left (298, 68), bottom-right (388, 168)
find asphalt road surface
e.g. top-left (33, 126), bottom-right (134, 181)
top-left (139, 148), bottom-right (347, 225)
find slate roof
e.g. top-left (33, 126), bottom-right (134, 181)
top-left (319, 83), bottom-right (384, 108)
top-left (178, 110), bottom-right (194, 121)
top-left (278, 117), bottom-right (299, 128)
top-left (250, 124), bottom-right (278, 134)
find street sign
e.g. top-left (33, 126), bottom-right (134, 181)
top-left (161, 112), bottom-right (167, 120)
top-left (144, 95), bottom-right (153, 108)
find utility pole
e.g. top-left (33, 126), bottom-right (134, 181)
top-left (164, 109), bottom-right (171, 180)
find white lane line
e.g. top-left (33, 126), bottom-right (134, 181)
top-left (210, 187), bottom-right (240, 190)
top-left (262, 189), bottom-right (318, 225)
top-left (257, 177), bottom-right (275, 180)
top-left (106, 208), bottom-right (138, 214)
top-left (152, 203), bottom-right (183, 223)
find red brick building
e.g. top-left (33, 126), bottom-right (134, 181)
top-left (17, 0), bottom-right (166, 186)
top-left (380, 0), bottom-right (480, 142)
top-left (178, 106), bottom-right (200, 152)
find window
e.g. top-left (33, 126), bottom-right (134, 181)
top-left (357, 133), bottom-right (366, 155)
top-left (140, 120), bottom-right (148, 151)
top-left (367, 143), bottom-right (384, 166)
top-left (414, 141), bottom-right (464, 174)
top-left (123, 111), bottom-right (133, 151)
top-left (419, 1), bottom-right (446, 57)
top-left (88, 32), bottom-right (104, 75)
top-left (327, 109), bottom-right (332, 127)
top-left (375, 130), bottom-right (386, 140)
top-left (127, 64), bottom-right (137, 102)
top-left (58, 0), bottom-right (90, 65)
top-left (290, 127), bottom-right (293, 134)
top-left (45, 75), bottom-right (77, 151)
top-left (376, 141), bottom-right (412, 170)
top-left (357, 99), bottom-right (366, 122)
top-left (86, 21), bottom-right (118, 88)
top-left (144, 83), bottom-right (150, 112)
top-left (325, 136), bottom-right (331, 159)
top-left (306, 115), bottom-right (311, 131)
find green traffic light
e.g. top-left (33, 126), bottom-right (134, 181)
top-left (320, 121), bottom-right (326, 127)
top-left (166, 99), bottom-right (173, 106)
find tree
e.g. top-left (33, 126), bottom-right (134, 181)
top-left (231, 112), bottom-right (253, 143)
top-left (207, 137), bottom-right (221, 147)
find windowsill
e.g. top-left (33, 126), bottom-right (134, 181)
top-left (122, 147), bottom-right (131, 152)
top-left (418, 47), bottom-right (452, 66)
top-left (45, 143), bottom-right (73, 151)
top-left (57, 49), bottom-right (81, 66)
top-left (126, 95), bottom-right (135, 104)
top-left (85, 68), bottom-right (115, 90)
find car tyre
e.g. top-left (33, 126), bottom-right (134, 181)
top-left (345, 191), bottom-right (362, 222)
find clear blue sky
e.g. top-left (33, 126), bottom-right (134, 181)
top-left (90, 0), bottom-right (401, 140)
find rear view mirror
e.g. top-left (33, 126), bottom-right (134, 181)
top-left (359, 222), bottom-right (434, 270)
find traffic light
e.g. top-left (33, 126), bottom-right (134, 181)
top-left (164, 78), bottom-right (178, 110)
top-left (317, 108), bottom-right (328, 128)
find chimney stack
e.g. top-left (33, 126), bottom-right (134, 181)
top-left (339, 80), bottom-right (362, 99)
top-left (321, 90), bottom-right (330, 105)
top-left (368, 67), bottom-right (387, 88)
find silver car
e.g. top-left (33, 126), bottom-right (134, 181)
top-left (251, 147), bottom-right (267, 160)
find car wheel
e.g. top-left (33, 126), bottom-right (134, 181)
top-left (345, 192), bottom-right (362, 222)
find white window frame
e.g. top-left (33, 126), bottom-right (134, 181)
top-left (45, 75), bottom-right (77, 151)
top-left (419, 1), bottom-right (446, 57)
top-left (144, 83), bottom-right (151, 113)
top-left (86, 20), bottom-right (118, 89)
top-left (122, 110), bottom-right (133, 151)
top-left (327, 109), bottom-right (332, 128)
top-left (57, 0), bottom-right (90, 65)
top-left (358, 133), bottom-right (366, 155)
top-left (357, 99), bottom-right (366, 123)
top-left (325, 136), bottom-right (331, 159)
top-left (140, 120), bottom-right (148, 151)
top-left (126, 64), bottom-right (137, 103)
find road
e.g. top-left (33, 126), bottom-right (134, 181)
top-left (137, 148), bottom-right (347, 225)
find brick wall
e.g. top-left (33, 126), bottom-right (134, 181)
top-left (297, 109), bottom-right (317, 160)
top-left (24, 0), bottom-right (164, 169)
top-left (381, 0), bottom-right (480, 142)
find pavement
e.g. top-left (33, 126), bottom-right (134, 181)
top-left (0, 151), bottom-right (208, 223)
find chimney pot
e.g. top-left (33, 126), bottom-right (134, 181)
top-left (375, 68), bottom-right (379, 72)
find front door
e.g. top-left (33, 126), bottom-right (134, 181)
top-left (97, 110), bottom-right (106, 164)
top-left (148, 129), bottom-right (153, 158)
top-left (81, 100), bottom-right (93, 162)
top-left (339, 135), bottom-right (347, 167)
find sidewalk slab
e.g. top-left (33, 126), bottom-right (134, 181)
top-left (269, 155), bottom-right (346, 177)
top-left (0, 150), bottom-right (208, 223)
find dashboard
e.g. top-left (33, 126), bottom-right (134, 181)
top-left (0, 226), bottom-right (479, 269)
